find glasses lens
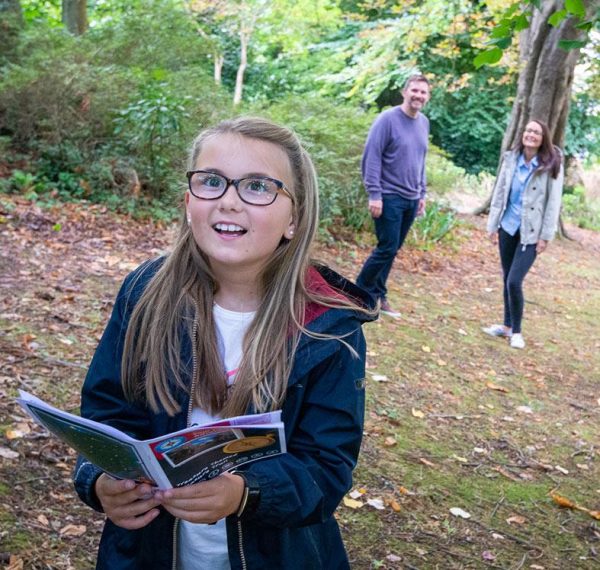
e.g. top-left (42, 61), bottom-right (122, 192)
top-left (239, 178), bottom-right (279, 205)
top-left (525, 129), bottom-right (541, 135)
top-left (190, 172), bottom-right (226, 198)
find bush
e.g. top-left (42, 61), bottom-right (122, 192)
top-left (257, 94), bottom-right (376, 235)
top-left (561, 185), bottom-right (600, 231)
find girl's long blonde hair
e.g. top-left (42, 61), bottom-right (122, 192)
top-left (121, 117), bottom-right (363, 417)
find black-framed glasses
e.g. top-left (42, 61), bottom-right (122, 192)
top-left (186, 170), bottom-right (293, 206)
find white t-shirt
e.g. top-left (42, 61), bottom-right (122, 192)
top-left (177, 303), bottom-right (255, 570)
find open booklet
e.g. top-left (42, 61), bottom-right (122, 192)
top-left (17, 390), bottom-right (286, 489)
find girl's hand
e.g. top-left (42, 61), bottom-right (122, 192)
top-left (536, 239), bottom-right (548, 254)
top-left (95, 473), bottom-right (161, 530)
top-left (154, 473), bottom-right (245, 524)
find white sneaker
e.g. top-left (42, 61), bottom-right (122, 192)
top-left (482, 324), bottom-right (512, 338)
top-left (510, 333), bottom-right (525, 349)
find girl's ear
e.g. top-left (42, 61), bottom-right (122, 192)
top-left (284, 221), bottom-right (296, 240)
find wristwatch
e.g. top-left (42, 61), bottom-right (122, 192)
top-left (231, 470), bottom-right (261, 517)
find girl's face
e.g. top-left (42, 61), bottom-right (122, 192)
top-left (522, 121), bottom-right (543, 152)
top-left (185, 133), bottom-right (295, 283)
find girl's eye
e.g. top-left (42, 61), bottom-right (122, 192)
top-left (245, 179), bottom-right (271, 193)
top-left (202, 175), bottom-right (225, 188)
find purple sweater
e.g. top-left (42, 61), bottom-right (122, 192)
top-left (361, 107), bottom-right (429, 201)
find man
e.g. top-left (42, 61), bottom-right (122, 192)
top-left (356, 74), bottom-right (431, 318)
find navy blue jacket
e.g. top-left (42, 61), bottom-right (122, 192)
top-left (73, 258), bottom-right (375, 569)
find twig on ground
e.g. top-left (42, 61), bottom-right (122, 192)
top-left (490, 496), bottom-right (505, 519)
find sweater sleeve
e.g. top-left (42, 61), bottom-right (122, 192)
top-left (361, 115), bottom-right (389, 201)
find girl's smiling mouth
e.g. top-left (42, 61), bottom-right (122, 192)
top-left (213, 222), bottom-right (247, 237)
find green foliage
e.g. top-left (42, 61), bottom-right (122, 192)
top-left (427, 73), bottom-right (511, 174)
top-left (561, 186), bottom-right (600, 230)
top-left (407, 202), bottom-right (459, 250)
top-left (259, 94), bottom-right (375, 233)
top-left (113, 84), bottom-right (191, 194)
top-left (565, 92), bottom-right (600, 160)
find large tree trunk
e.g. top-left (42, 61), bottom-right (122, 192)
top-left (473, 0), bottom-right (596, 216)
top-left (62, 0), bottom-right (87, 36)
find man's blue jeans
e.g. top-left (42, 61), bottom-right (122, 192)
top-left (356, 194), bottom-right (419, 301)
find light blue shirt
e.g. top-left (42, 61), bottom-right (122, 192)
top-left (500, 153), bottom-right (538, 236)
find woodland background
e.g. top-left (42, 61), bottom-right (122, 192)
top-left (1, 1), bottom-right (599, 569)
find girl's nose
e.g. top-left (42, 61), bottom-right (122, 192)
top-left (218, 184), bottom-right (243, 210)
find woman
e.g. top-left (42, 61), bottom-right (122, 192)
top-left (73, 117), bottom-right (375, 568)
top-left (483, 119), bottom-right (563, 349)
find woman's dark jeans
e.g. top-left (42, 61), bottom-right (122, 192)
top-left (356, 194), bottom-right (419, 301)
top-left (498, 227), bottom-right (537, 334)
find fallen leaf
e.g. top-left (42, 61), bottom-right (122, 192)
top-left (516, 405), bottom-right (533, 414)
top-left (554, 465), bottom-right (569, 475)
top-left (7, 555), bottom-right (24, 570)
top-left (473, 447), bottom-right (487, 454)
top-left (37, 514), bottom-right (49, 526)
top-left (411, 408), bottom-right (425, 418)
top-left (482, 550), bottom-right (496, 561)
top-left (384, 436), bottom-right (397, 447)
top-left (349, 489), bottom-right (364, 499)
top-left (371, 374), bottom-right (389, 382)
top-left (449, 507), bottom-right (471, 519)
top-left (506, 515), bottom-right (526, 525)
top-left (0, 447), bottom-right (19, 459)
top-left (421, 345), bottom-right (431, 353)
top-left (530, 565), bottom-right (545, 570)
top-left (491, 532), bottom-right (504, 540)
top-left (493, 466), bottom-right (520, 481)
top-left (59, 524), bottom-right (86, 537)
top-left (343, 497), bottom-right (364, 509)
top-left (486, 382), bottom-right (509, 393)
top-left (576, 463), bottom-right (589, 471)
top-left (452, 454), bottom-right (468, 463)
top-left (388, 499), bottom-right (402, 512)
top-left (419, 457), bottom-right (437, 468)
top-left (458, 328), bottom-right (467, 335)
top-left (386, 554), bottom-right (402, 562)
top-left (437, 359), bottom-right (447, 366)
top-left (366, 498), bottom-right (385, 510)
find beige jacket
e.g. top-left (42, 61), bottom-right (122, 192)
top-left (487, 149), bottom-right (564, 245)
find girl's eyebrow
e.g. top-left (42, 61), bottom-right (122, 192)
top-left (198, 167), bottom-right (274, 179)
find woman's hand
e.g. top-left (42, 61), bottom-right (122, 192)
top-left (488, 231), bottom-right (498, 244)
top-left (154, 473), bottom-right (245, 524)
top-left (536, 239), bottom-right (548, 254)
top-left (95, 474), bottom-right (161, 530)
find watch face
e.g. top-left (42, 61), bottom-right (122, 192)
top-left (223, 435), bottom-right (276, 454)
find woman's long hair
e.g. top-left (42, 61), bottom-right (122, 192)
top-left (514, 119), bottom-right (562, 179)
top-left (121, 117), bottom-right (365, 417)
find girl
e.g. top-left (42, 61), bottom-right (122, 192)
top-left (73, 117), bottom-right (375, 569)
top-left (483, 119), bottom-right (563, 349)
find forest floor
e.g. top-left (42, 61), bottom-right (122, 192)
top-left (0, 194), bottom-right (599, 570)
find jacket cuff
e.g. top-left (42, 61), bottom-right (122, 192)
top-left (73, 458), bottom-right (105, 513)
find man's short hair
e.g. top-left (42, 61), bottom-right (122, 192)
top-left (403, 74), bottom-right (430, 89)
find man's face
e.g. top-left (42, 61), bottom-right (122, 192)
top-left (402, 80), bottom-right (430, 116)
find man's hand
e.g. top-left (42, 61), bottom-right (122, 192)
top-left (417, 198), bottom-right (426, 217)
top-left (536, 239), bottom-right (548, 254)
top-left (368, 199), bottom-right (383, 218)
top-left (95, 474), bottom-right (161, 530)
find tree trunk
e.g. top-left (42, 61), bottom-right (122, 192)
top-left (233, 30), bottom-right (248, 105)
top-left (62, 0), bottom-right (87, 36)
top-left (214, 53), bottom-right (224, 84)
top-left (473, 0), bottom-right (597, 216)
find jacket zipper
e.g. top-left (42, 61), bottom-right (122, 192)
top-left (237, 519), bottom-right (247, 570)
top-left (171, 313), bottom-right (200, 570)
